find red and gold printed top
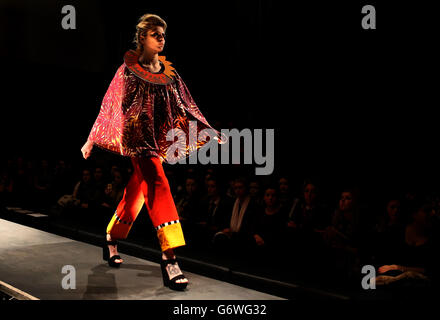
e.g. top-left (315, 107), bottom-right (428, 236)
top-left (87, 50), bottom-right (226, 162)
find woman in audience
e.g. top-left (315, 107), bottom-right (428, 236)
top-left (252, 186), bottom-right (288, 260)
top-left (323, 188), bottom-right (363, 282)
top-left (372, 197), bottom-right (405, 266)
top-left (376, 204), bottom-right (439, 289)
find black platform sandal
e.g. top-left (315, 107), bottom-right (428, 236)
top-left (103, 240), bottom-right (122, 268)
top-left (160, 258), bottom-right (188, 291)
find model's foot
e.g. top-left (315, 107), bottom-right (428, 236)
top-left (162, 251), bottom-right (188, 284)
top-left (107, 234), bottom-right (123, 263)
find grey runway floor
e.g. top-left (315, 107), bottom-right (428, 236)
top-left (0, 218), bottom-right (283, 300)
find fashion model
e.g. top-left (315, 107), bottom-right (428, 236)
top-left (81, 13), bottom-right (224, 291)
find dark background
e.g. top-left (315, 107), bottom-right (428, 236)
top-left (1, 0), bottom-right (438, 198)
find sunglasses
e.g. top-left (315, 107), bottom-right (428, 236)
top-left (149, 32), bottom-right (165, 40)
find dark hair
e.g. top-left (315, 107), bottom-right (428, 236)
top-left (185, 175), bottom-right (198, 183)
top-left (233, 177), bottom-right (248, 188)
top-left (303, 178), bottom-right (320, 194)
top-left (264, 185), bottom-right (278, 194)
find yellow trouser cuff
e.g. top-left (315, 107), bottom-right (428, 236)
top-left (106, 213), bottom-right (132, 239)
top-left (157, 222), bottom-right (186, 251)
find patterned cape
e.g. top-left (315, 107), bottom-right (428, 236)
top-left (87, 50), bottom-right (226, 163)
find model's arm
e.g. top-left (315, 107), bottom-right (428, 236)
top-left (81, 65), bottom-right (128, 160)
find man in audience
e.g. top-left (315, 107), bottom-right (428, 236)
top-left (196, 177), bottom-right (234, 245)
top-left (213, 177), bottom-right (259, 256)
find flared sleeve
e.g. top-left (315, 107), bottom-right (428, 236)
top-left (87, 64), bottom-right (131, 156)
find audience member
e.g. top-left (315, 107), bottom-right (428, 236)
top-left (92, 166), bottom-right (108, 210)
top-left (322, 188), bottom-right (363, 282)
top-left (101, 168), bottom-right (125, 212)
top-left (213, 177), bottom-right (259, 255)
top-left (249, 179), bottom-right (262, 206)
top-left (278, 176), bottom-right (294, 210)
top-left (375, 204), bottom-right (439, 293)
top-left (372, 198), bottom-right (405, 266)
top-left (288, 180), bottom-right (330, 233)
top-left (72, 168), bottom-right (97, 212)
top-left (194, 177), bottom-right (234, 245)
top-left (175, 175), bottom-right (203, 227)
top-left (251, 186), bottom-right (288, 259)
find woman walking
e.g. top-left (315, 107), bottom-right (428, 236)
top-left (81, 13), bottom-right (224, 291)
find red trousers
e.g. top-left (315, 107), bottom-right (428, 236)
top-left (106, 156), bottom-right (185, 251)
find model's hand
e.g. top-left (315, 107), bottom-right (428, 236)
top-left (81, 140), bottom-right (93, 159)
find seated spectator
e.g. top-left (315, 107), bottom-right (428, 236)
top-left (322, 188), bottom-right (363, 282)
top-left (100, 168), bottom-right (125, 213)
top-left (110, 165), bottom-right (120, 180)
top-left (175, 175), bottom-right (202, 226)
top-left (91, 166), bottom-right (108, 210)
top-left (375, 204), bottom-right (439, 293)
top-left (251, 186), bottom-right (288, 257)
top-left (372, 197), bottom-right (405, 265)
top-left (72, 168), bottom-right (98, 212)
top-left (325, 188), bottom-right (361, 251)
top-left (400, 188), bottom-right (420, 221)
top-left (280, 180), bottom-right (325, 270)
top-left (278, 176), bottom-right (294, 210)
top-left (225, 177), bottom-right (236, 199)
top-left (286, 180), bottom-right (331, 261)
top-left (288, 180), bottom-right (330, 233)
top-left (249, 179), bottom-right (262, 207)
top-left (213, 177), bottom-right (259, 255)
top-left (203, 168), bottom-right (215, 189)
top-left (196, 177), bottom-right (234, 243)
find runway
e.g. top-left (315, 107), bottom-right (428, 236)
top-left (0, 218), bottom-right (283, 300)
